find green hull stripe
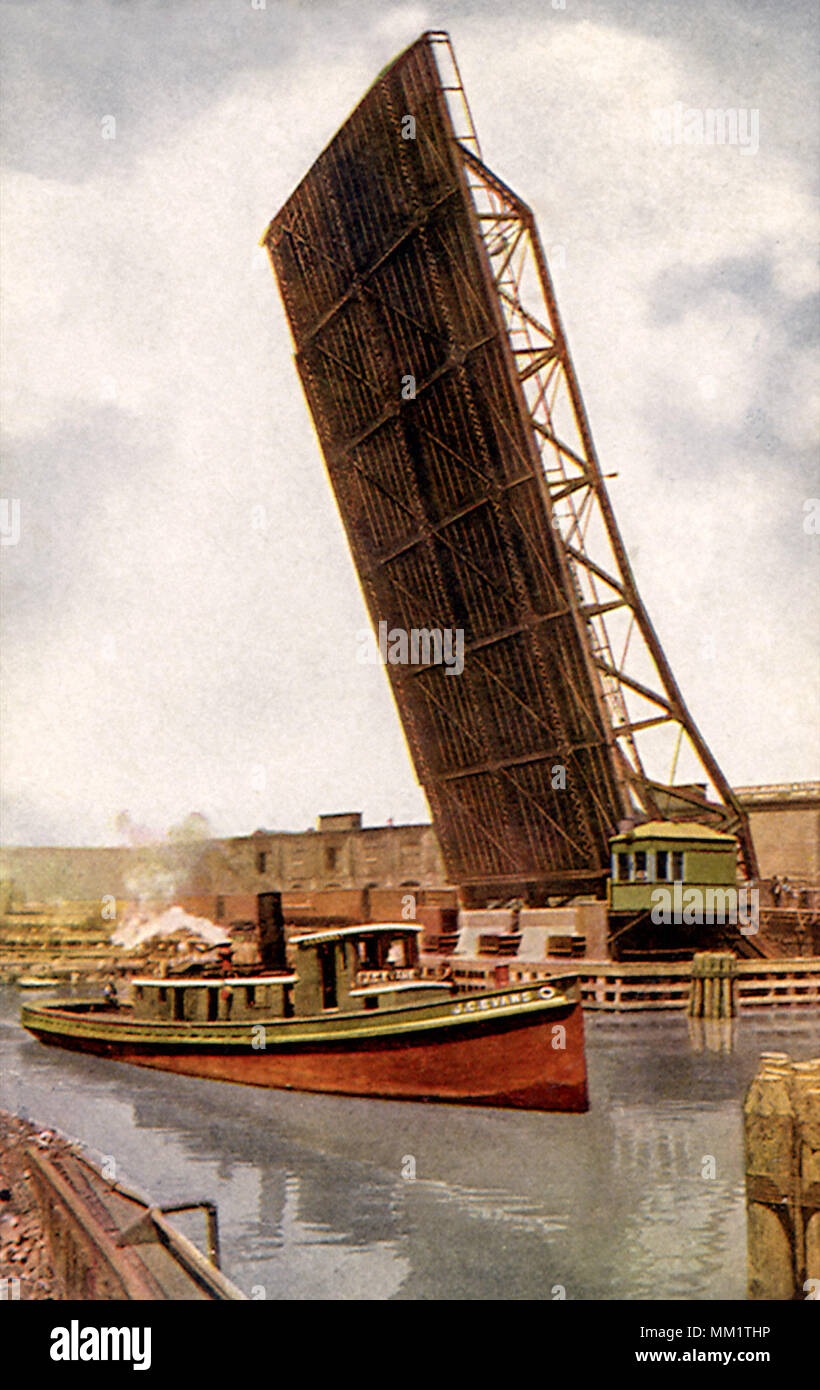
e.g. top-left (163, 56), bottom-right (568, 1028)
top-left (21, 988), bottom-right (569, 1050)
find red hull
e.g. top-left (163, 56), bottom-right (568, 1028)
top-left (27, 1003), bottom-right (589, 1112)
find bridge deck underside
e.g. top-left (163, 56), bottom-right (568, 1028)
top-left (265, 39), bottom-right (627, 899)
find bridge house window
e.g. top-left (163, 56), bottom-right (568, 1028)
top-left (672, 851), bottom-right (685, 881)
top-left (616, 852), bottom-right (631, 881)
top-left (656, 850), bottom-right (670, 881)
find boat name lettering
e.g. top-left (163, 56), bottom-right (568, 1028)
top-left (451, 990), bottom-right (532, 1016)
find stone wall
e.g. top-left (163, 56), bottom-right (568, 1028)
top-left (0, 820), bottom-right (450, 906)
top-left (744, 805), bottom-right (820, 881)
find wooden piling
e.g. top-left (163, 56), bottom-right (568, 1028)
top-left (744, 1054), bottom-right (820, 1299)
top-left (688, 951), bottom-right (737, 1018)
top-left (793, 1061), bottom-right (820, 1292)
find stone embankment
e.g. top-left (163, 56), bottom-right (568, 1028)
top-left (0, 1110), bottom-right (62, 1299)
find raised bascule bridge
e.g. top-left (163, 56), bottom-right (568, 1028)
top-left (262, 31), bottom-right (793, 964)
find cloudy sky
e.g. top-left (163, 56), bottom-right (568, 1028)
top-left (1, 0), bottom-right (818, 846)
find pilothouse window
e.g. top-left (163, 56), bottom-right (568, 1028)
top-left (319, 943), bottom-right (338, 1010)
top-left (386, 938), bottom-right (408, 968)
top-left (362, 936), bottom-right (380, 970)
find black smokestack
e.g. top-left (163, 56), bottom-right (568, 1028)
top-left (257, 892), bottom-right (286, 971)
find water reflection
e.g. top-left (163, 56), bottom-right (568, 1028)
top-left (687, 1016), bottom-right (736, 1054)
top-left (1, 988), bottom-right (818, 1300)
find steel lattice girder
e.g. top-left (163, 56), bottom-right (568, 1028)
top-left (262, 30), bottom-right (757, 898)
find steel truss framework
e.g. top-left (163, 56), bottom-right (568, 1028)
top-left (264, 30), bottom-right (758, 898)
top-left (433, 35), bottom-right (757, 878)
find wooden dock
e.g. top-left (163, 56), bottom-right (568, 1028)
top-left (424, 957), bottom-right (820, 1012)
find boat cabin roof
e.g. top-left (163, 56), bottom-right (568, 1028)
top-left (610, 820), bottom-right (737, 846)
top-left (131, 974), bottom-right (298, 988)
top-left (290, 922), bottom-right (423, 949)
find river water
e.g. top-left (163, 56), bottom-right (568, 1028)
top-left (1, 986), bottom-right (817, 1300)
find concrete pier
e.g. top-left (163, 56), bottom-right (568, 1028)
top-left (744, 1054), bottom-right (820, 1299)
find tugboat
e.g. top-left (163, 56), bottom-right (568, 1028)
top-left (21, 895), bottom-right (588, 1112)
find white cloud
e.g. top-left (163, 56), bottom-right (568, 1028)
top-left (1, 9), bottom-right (817, 844)
top-left (372, 5), bottom-right (432, 43)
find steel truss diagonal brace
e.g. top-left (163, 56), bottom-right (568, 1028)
top-left (447, 138), bottom-right (757, 877)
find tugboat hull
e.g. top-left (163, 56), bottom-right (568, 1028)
top-left (21, 982), bottom-right (588, 1113)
